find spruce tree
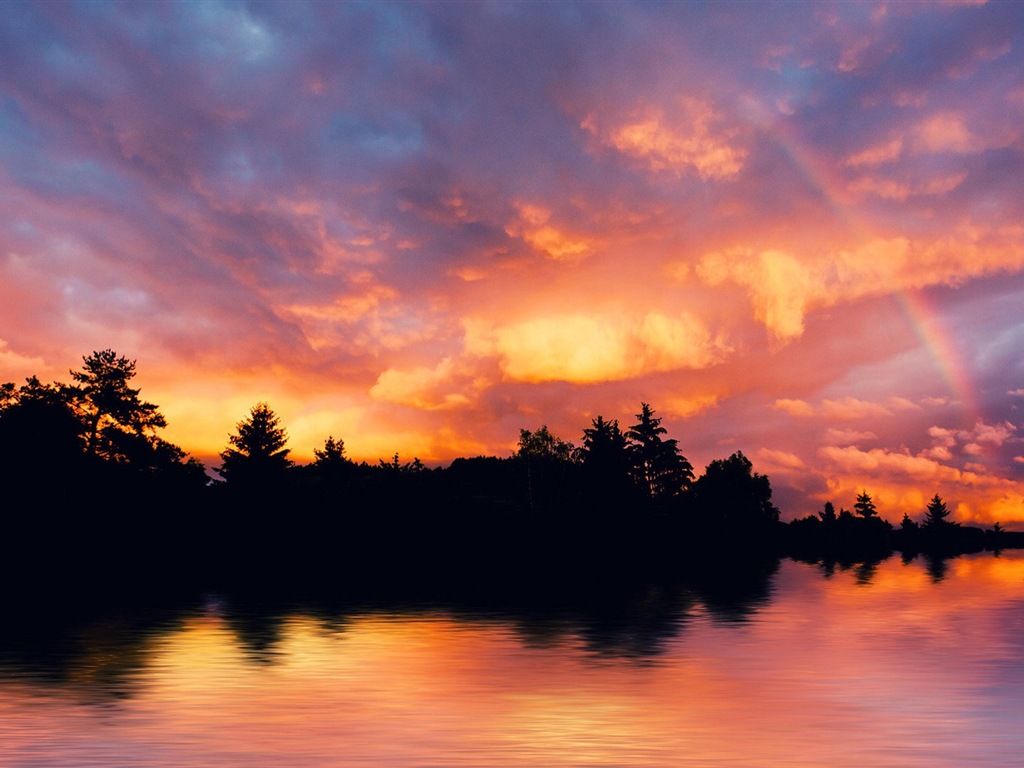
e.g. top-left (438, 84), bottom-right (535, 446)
top-left (922, 494), bottom-right (954, 529)
top-left (625, 403), bottom-right (693, 499)
top-left (218, 402), bottom-right (292, 485)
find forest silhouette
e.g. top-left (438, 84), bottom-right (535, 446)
top-left (1, 350), bottom-right (1019, 590)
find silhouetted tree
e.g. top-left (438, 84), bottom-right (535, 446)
top-left (517, 425), bottom-right (574, 461)
top-left (625, 403), bottom-right (693, 499)
top-left (0, 376), bottom-right (84, 480)
top-left (305, 435), bottom-right (355, 487)
top-left (315, 435), bottom-right (343, 463)
top-left (691, 451), bottom-right (780, 535)
top-left (853, 491), bottom-right (878, 519)
top-left (69, 350), bottom-right (167, 463)
top-left (2, 354), bottom-right (197, 482)
top-left (900, 513), bottom-right (919, 532)
top-left (0, 382), bottom-right (15, 409)
top-left (576, 416), bottom-right (628, 468)
top-left (819, 501), bottom-right (837, 524)
top-left (515, 425), bottom-right (575, 512)
top-left (922, 493), bottom-right (955, 529)
top-left (574, 416), bottom-right (635, 508)
top-left (218, 403), bottom-right (292, 485)
top-left (313, 435), bottom-right (349, 468)
top-left (378, 453), bottom-right (425, 472)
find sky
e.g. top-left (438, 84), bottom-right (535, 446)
top-left (1, 0), bottom-right (1023, 525)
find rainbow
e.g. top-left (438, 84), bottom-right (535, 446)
top-left (759, 119), bottom-right (981, 426)
top-left (896, 289), bottom-right (980, 426)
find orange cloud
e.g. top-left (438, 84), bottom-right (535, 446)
top-left (699, 249), bottom-right (818, 338)
top-left (821, 398), bottom-right (894, 421)
top-left (697, 227), bottom-right (1024, 339)
top-left (464, 311), bottom-right (725, 384)
top-left (0, 339), bottom-right (47, 380)
top-left (370, 357), bottom-right (482, 411)
top-left (757, 448), bottom-right (807, 471)
top-left (820, 445), bottom-right (952, 480)
top-left (817, 444), bottom-right (1024, 525)
top-left (504, 203), bottom-right (596, 261)
top-left (662, 394), bottom-right (719, 418)
top-left (775, 399), bottom-right (815, 417)
top-left (824, 428), bottom-right (879, 444)
top-left (582, 99), bottom-right (747, 180)
top-left (777, 397), bottom-right (902, 422)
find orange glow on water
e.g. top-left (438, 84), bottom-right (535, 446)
top-left (1, 555), bottom-right (1022, 766)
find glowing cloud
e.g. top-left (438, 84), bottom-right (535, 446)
top-left (582, 99), bottom-right (747, 180)
top-left (817, 444), bottom-right (1024, 525)
top-left (370, 358), bottom-right (479, 411)
top-left (699, 249), bottom-right (823, 339)
top-left (505, 203), bottom-right (596, 261)
top-left (464, 312), bottom-right (724, 384)
top-left (697, 229), bottom-right (1024, 340)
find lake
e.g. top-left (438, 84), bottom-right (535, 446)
top-left (1, 552), bottom-right (1022, 767)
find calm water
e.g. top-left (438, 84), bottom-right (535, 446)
top-left (1, 553), bottom-right (1022, 767)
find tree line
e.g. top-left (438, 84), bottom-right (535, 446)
top-left (0, 350), bottom-right (1016, 572)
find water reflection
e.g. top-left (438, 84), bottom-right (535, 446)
top-left (1, 553), bottom-right (1022, 767)
top-left (1, 556), bottom-right (780, 684)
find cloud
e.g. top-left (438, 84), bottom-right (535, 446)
top-left (816, 443), bottom-right (1024, 525)
top-left (464, 311), bottom-right (724, 384)
top-left (971, 420), bottom-right (1016, 445)
top-left (928, 426), bottom-right (957, 448)
top-left (0, 339), bottom-right (47, 380)
top-left (773, 397), bottom-right (893, 421)
top-left (926, 420), bottom-right (1017, 461)
top-left (370, 357), bottom-right (482, 411)
top-left (821, 398), bottom-right (894, 421)
top-left (845, 138), bottom-right (903, 167)
top-left (923, 446), bottom-right (954, 461)
top-left (775, 399), bottom-right (815, 417)
top-left (913, 113), bottom-right (977, 154)
top-left (504, 203), bottom-right (597, 261)
top-left (696, 230), bottom-right (1024, 339)
top-left (699, 249), bottom-right (819, 338)
top-left (846, 172), bottom-right (967, 201)
top-left (825, 428), bottom-right (879, 444)
top-left (662, 394), bottom-right (719, 418)
top-left (820, 445), bottom-right (948, 481)
top-left (757, 448), bottom-right (807, 471)
top-left (582, 99), bottom-right (747, 180)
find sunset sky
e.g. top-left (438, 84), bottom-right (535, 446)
top-left (2, 1), bottom-right (1023, 524)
